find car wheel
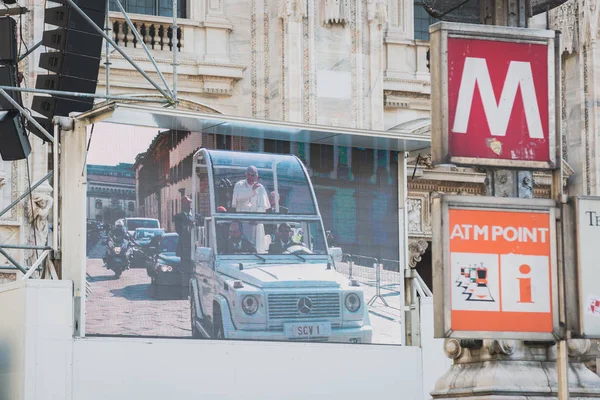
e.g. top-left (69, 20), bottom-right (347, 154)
top-left (190, 296), bottom-right (202, 339)
top-left (213, 309), bottom-right (224, 340)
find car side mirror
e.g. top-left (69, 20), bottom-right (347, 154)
top-left (196, 247), bottom-right (214, 265)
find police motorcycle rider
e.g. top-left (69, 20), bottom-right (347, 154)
top-left (103, 220), bottom-right (132, 278)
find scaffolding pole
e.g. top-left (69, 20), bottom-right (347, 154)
top-left (18, 40), bottom-right (42, 62)
top-left (172, 0), bottom-right (178, 105)
top-left (105, 0), bottom-right (111, 97)
top-left (0, 86), bottom-right (169, 103)
top-left (114, 0), bottom-right (174, 99)
top-left (0, 88), bottom-right (54, 142)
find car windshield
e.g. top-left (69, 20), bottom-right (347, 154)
top-left (127, 219), bottom-right (159, 230)
top-left (207, 150), bottom-right (316, 215)
top-left (135, 229), bottom-right (164, 239)
top-left (215, 219), bottom-right (327, 256)
top-left (162, 235), bottom-right (178, 253)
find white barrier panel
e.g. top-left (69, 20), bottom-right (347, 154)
top-left (419, 298), bottom-right (452, 399)
top-left (73, 337), bottom-right (423, 400)
top-left (0, 280), bottom-right (73, 400)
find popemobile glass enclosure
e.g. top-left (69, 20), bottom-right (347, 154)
top-left (190, 149), bottom-right (372, 343)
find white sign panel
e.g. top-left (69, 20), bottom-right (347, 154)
top-left (575, 196), bottom-right (600, 338)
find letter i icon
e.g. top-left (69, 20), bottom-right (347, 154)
top-left (517, 264), bottom-right (534, 303)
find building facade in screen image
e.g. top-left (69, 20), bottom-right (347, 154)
top-left (85, 129), bottom-right (403, 345)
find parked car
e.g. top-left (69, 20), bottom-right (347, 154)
top-left (130, 228), bottom-right (165, 267)
top-left (146, 233), bottom-right (188, 299)
top-left (189, 149), bottom-right (372, 343)
top-left (119, 218), bottom-right (161, 237)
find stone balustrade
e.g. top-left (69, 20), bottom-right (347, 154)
top-left (108, 12), bottom-right (185, 53)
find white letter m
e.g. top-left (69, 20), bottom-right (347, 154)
top-left (452, 57), bottom-right (544, 139)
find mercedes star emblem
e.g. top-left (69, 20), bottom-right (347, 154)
top-left (297, 297), bottom-right (313, 314)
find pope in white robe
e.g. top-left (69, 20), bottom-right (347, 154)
top-left (232, 165), bottom-right (271, 252)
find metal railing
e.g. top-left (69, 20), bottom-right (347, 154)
top-left (110, 16), bottom-right (183, 52)
top-left (335, 254), bottom-right (403, 306)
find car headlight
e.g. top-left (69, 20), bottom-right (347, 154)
top-left (345, 293), bottom-right (361, 312)
top-left (159, 264), bottom-right (173, 272)
top-left (114, 247), bottom-right (121, 255)
top-left (241, 295), bottom-right (259, 315)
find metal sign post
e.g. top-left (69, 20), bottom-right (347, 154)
top-left (429, 13), bottom-right (570, 400)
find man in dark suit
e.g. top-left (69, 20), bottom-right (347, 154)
top-left (173, 196), bottom-right (194, 297)
top-left (174, 196), bottom-right (194, 261)
top-left (268, 223), bottom-right (300, 254)
top-left (266, 191), bottom-right (289, 214)
top-left (224, 222), bottom-right (256, 254)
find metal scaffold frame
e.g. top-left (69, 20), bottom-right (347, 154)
top-left (0, 0), bottom-right (181, 279)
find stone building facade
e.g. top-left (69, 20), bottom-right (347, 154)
top-left (1, 0), bottom-right (563, 278)
top-left (86, 164), bottom-right (136, 223)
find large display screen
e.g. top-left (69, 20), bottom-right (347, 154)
top-left (85, 124), bottom-right (402, 345)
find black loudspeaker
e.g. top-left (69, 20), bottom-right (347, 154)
top-left (31, 95), bottom-right (93, 118)
top-left (0, 17), bottom-right (31, 160)
top-left (32, 0), bottom-right (107, 136)
top-left (0, 110), bottom-right (31, 161)
top-left (51, 0), bottom-right (108, 14)
top-left (39, 51), bottom-right (100, 79)
top-left (45, 5), bottom-right (106, 34)
top-left (36, 74), bottom-right (97, 94)
top-left (0, 64), bottom-right (22, 109)
top-left (28, 116), bottom-right (54, 142)
top-left (42, 28), bottom-right (103, 58)
top-left (0, 17), bottom-right (17, 63)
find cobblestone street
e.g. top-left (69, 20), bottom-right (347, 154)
top-left (86, 236), bottom-right (190, 337)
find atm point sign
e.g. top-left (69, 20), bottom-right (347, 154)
top-left (433, 196), bottom-right (560, 340)
top-left (430, 22), bottom-right (556, 169)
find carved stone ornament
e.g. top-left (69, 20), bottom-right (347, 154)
top-left (549, 1), bottom-right (578, 54)
top-left (22, 192), bottom-right (53, 267)
top-left (367, 0), bottom-right (388, 25)
top-left (444, 339), bottom-right (463, 359)
top-left (407, 198), bottom-right (422, 233)
top-left (488, 339), bottom-right (517, 356)
top-left (567, 338), bottom-right (592, 357)
top-left (321, 0), bottom-right (348, 25)
top-left (408, 239), bottom-right (428, 269)
top-left (280, 0), bottom-right (307, 21)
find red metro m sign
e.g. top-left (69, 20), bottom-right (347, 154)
top-left (430, 22), bottom-right (557, 169)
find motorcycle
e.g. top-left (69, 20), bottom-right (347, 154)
top-left (103, 236), bottom-right (132, 278)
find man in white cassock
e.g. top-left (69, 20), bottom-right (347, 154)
top-left (232, 165), bottom-right (271, 252)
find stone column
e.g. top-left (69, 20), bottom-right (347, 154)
top-left (280, 0), bottom-right (306, 123)
top-left (367, 0), bottom-right (387, 131)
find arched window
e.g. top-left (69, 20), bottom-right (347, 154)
top-left (128, 202), bottom-right (135, 212)
top-left (95, 199), bottom-right (103, 209)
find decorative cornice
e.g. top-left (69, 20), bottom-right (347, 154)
top-left (383, 77), bottom-right (431, 86)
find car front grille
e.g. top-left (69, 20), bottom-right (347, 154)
top-left (267, 292), bottom-right (341, 321)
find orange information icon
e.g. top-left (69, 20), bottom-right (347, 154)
top-left (448, 208), bottom-right (553, 333)
top-left (517, 264), bottom-right (533, 304)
